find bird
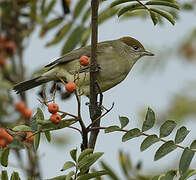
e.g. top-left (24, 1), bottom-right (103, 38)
top-left (13, 36), bottom-right (154, 95)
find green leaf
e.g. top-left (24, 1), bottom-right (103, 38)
top-left (154, 141), bottom-right (177, 161)
top-left (122, 128), bottom-right (141, 142)
top-left (152, 175), bottom-right (165, 180)
top-left (142, 107), bottom-right (155, 132)
top-left (159, 120), bottom-right (176, 138)
top-left (8, 139), bottom-right (24, 150)
top-left (0, 80), bottom-right (12, 89)
top-left (179, 169), bottom-right (196, 180)
top-left (140, 134), bottom-right (159, 151)
top-left (61, 26), bottom-right (85, 55)
top-left (82, 7), bottom-right (91, 23)
top-left (73, 0), bottom-right (88, 19)
top-left (150, 11), bottom-right (159, 25)
top-left (119, 116), bottom-right (129, 129)
top-left (100, 161), bottom-right (119, 180)
top-left (1, 148), bottom-right (10, 167)
top-left (12, 125), bottom-right (32, 132)
top-left (104, 126), bottom-right (121, 133)
top-left (46, 175), bottom-right (67, 180)
top-left (44, 131), bottom-right (51, 142)
top-left (30, 118), bottom-right (38, 131)
top-left (78, 152), bottom-right (104, 173)
top-left (46, 23), bottom-right (72, 47)
top-left (190, 140), bottom-right (196, 150)
top-left (146, 1), bottom-right (180, 10)
top-left (150, 8), bottom-right (175, 25)
top-left (61, 161), bottom-right (75, 171)
top-left (1, 170), bottom-right (8, 180)
top-left (175, 126), bottom-right (190, 144)
top-left (43, 0), bottom-right (56, 18)
top-left (77, 170), bottom-right (108, 180)
top-left (118, 3), bottom-right (143, 17)
top-left (65, 171), bottom-right (74, 180)
top-left (70, 149), bottom-right (77, 162)
top-left (98, 7), bottom-right (118, 24)
top-left (33, 133), bottom-right (40, 150)
top-left (164, 170), bottom-right (177, 180)
top-left (110, 0), bottom-right (138, 8)
top-left (78, 148), bottom-right (93, 162)
top-left (179, 148), bottom-right (195, 175)
top-left (10, 172), bottom-right (20, 180)
top-left (36, 108), bottom-right (44, 120)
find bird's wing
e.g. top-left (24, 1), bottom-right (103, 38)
top-left (45, 41), bottom-right (113, 68)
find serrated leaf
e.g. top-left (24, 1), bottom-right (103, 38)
top-left (179, 148), bottom-right (195, 175)
top-left (190, 140), bottom-right (196, 150)
top-left (73, 0), bottom-right (88, 19)
top-left (44, 131), bottom-right (51, 142)
top-left (12, 125), bottom-right (32, 132)
top-left (104, 126), bottom-right (121, 133)
top-left (100, 161), bottom-right (119, 180)
top-left (70, 149), bottom-right (77, 162)
top-left (122, 128), bottom-right (141, 142)
top-left (150, 8), bottom-right (175, 25)
top-left (1, 170), bottom-right (8, 180)
top-left (165, 170), bottom-right (177, 180)
top-left (46, 23), bottom-right (72, 47)
top-left (33, 133), bottom-right (40, 150)
top-left (159, 120), bottom-right (176, 138)
top-left (154, 141), bottom-right (177, 161)
top-left (119, 116), bottom-right (129, 129)
top-left (78, 152), bottom-right (104, 173)
top-left (77, 170), bottom-right (107, 180)
top-left (118, 3), bottom-right (143, 17)
top-left (78, 148), bottom-right (93, 162)
top-left (10, 172), bottom-right (20, 180)
top-left (61, 26), bottom-right (85, 55)
top-left (1, 148), bottom-right (10, 167)
top-left (150, 11), bottom-right (158, 25)
top-left (8, 139), bottom-right (24, 150)
top-left (146, 1), bottom-right (180, 10)
top-left (142, 107), bottom-right (155, 132)
top-left (179, 169), bottom-right (196, 180)
top-left (140, 134), bottom-right (159, 151)
top-left (66, 171), bottom-right (74, 180)
top-left (175, 126), bottom-right (190, 144)
top-left (61, 161), bottom-right (75, 171)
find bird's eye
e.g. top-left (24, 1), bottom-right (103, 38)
top-left (133, 45), bottom-right (139, 50)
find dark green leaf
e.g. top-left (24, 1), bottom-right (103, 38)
top-left (146, 1), bottom-right (180, 10)
top-left (61, 161), bottom-right (75, 171)
top-left (12, 125), bottom-right (32, 132)
top-left (119, 116), bottom-right (129, 129)
top-left (10, 172), bottom-right (20, 180)
top-left (78, 148), bottom-right (93, 162)
top-left (73, 0), bottom-right (88, 19)
top-left (104, 126), bottom-right (121, 133)
top-left (159, 120), bottom-right (176, 138)
top-left (190, 140), bottom-right (196, 150)
top-left (1, 170), bottom-right (8, 180)
top-left (100, 161), bottom-right (119, 180)
top-left (110, 0), bottom-right (138, 7)
top-left (154, 141), bottom-right (177, 161)
top-left (140, 134), bottom-right (159, 151)
top-left (30, 118), bottom-right (38, 131)
top-left (118, 4), bottom-right (143, 17)
top-left (77, 171), bottom-right (107, 180)
top-left (122, 128), bottom-right (141, 142)
top-left (61, 26), bottom-right (85, 55)
top-left (150, 11), bottom-right (158, 25)
top-left (142, 107), bottom-right (155, 132)
top-left (8, 139), bottom-right (24, 150)
top-left (150, 8), bottom-right (175, 25)
top-left (70, 149), bottom-right (77, 162)
top-left (175, 126), bottom-right (190, 144)
top-left (33, 133), bottom-right (40, 150)
top-left (1, 148), bottom-right (10, 167)
top-left (179, 148), bottom-right (195, 175)
top-left (165, 170), bottom-right (177, 180)
top-left (179, 169), bottom-right (196, 180)
top-left (78, 152), bottom-right (104, 173)
top-left (44, 131), bottom-right (51, 142)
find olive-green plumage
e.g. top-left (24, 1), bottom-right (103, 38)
top-left (13, 36), bottom-right (154, 95)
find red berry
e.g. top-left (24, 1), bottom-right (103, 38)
top-left (0, 57), bottom-right (6, 67)
top-left (50, 113), bottom-right (62, 124)
top-left (22, 108), bottom-right (32, 119)
top-left (0, 128), bottom-right (14, 144)
top-left (25, 132), bottom-right (34, 143)
top-left (48, 103), bottom-right (59, 114)
top-left (79, 56), bottom-right (90, 66)
top-left (65, 82), bottom-right (77, 93)
top-left (15, 101), bottom-right (26, 113)
top-left (0, 139), bottom-right (7, 148)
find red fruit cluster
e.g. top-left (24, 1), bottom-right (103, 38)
top-left (0, 128), bottom-right (14, 148)
top-left (48, 103), bottom-right (62, 124)
top-left (25, 132), bottom-right (34, 143)
top-left (15, 101), bottom-right (32, 119)
top-left (65, 82), bottom-right (77, 93)
top-left (79, 56), bottom-right (90, 66)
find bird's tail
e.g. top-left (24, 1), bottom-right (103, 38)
top-left (13, 76), bottom-right (50, 94)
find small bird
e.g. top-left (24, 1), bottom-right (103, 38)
top-left (13, 36), bottom-right (154, 95)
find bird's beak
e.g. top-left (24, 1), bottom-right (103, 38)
top-left (142, 50), bottom-right (154, 56)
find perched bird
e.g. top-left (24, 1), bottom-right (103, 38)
top-left (13, 36), bottom-right (154, 95)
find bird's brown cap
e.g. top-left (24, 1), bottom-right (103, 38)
top-left (119, 36), bottom-right (144, 49)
